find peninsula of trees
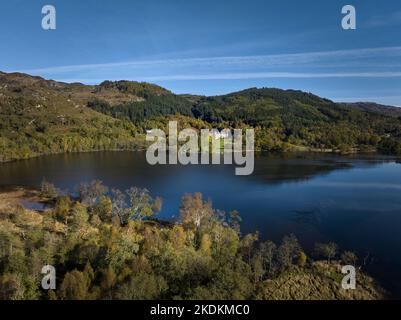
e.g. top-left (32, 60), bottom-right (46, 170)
top-left (0, 182), bottom-right (385, 300)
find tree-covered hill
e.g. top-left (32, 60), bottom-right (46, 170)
top-left (0, 72), bottom-right (145, 162)
top-left (191, 88), bottom-right (401, 153)
top-left (1, 71), bottom-right (401, 161)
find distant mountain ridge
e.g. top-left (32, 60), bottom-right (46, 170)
top-left (1, 71), bottom-right (401, 161)
top-left (344, 102), bottom-right (401, 118)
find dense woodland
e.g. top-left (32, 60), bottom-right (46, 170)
top-left (0, 181), bottom-right (384, 300)
top-left (1, 71), bottom-right (401, 162)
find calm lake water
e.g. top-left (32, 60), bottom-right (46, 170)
top-left (1, 151), bottom-right (401, 297)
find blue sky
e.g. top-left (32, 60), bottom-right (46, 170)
top-left (0, 0), bottom-right (401, 105)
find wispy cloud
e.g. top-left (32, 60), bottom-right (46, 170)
top-left (20, 46), bottom-right (401, 76)
top-left (58, 71), bottom-right (401, 85)
top-left (139, 71), bottom-right (401, 81)
top-left (367, 11), bottom-right (401, 27)
top-left (12, 45), bottom-right (401, 106)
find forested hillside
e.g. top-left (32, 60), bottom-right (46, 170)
top-left (191, 88), bottom-right (401, 153)
top-left (1, 71), bottom-right (401, 162)
top-left (0, 73), bottom-right (145, 162)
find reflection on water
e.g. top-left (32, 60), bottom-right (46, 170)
top-left (19, 199), bottom-right (47, 211)
top-left (0, 151), bottom-right (401, 297)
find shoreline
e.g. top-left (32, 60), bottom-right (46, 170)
top-left (1, 146), bottom-right (397, 165)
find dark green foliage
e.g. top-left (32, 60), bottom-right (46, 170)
top-left (96, 80), bottom-right (170, 97)
top-left (378, 137), bottom-right (401, 155)
top-left (87, 93), bottom-right (193, 124)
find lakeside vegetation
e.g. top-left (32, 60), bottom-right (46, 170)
top-left (1, 71), bottom-right (401, 162)
top-left (0, 182), bottom-right (385, 300)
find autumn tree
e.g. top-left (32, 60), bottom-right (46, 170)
top-left (59, 270), bottom-right (90, 300)
top-left (0, 273), bottom-right (25, 300)
top-left (180, 193), bottom-right (213, 229)
top-left (78, 180), bottom-right (108, 206)
top-left (199, 233), bottom-right (212, 256)
top-left (168, 225), bottom-right (187, 250)
top-left (40, 179), bottom-right (59, 199)
top-left (93, 196), bottom-right (113, 223)
top-left (101, 266), bottom-right (116, 299)
top-left (111, 188), bottom-right (126, 225)
top-left (54, 196), bottom-right (72, 225)
top-left (110, 187), bottom-right (161, 225)
top-left (314, 242), bottom-right (338, 263)
top-left (251, 253), bottom-right (264, 285)
top-left (259, 240), bottom-right (276, 275)
top-left (70, 202), bottom-right (89, 232)
top-left (297, 251), bottom-right (308, 267)
top-left (240, 232), bottom-right (259, 264)
top-left (115, 272), bottom-right (167, 300)
top-left (341, 250), bottom-right (358, 266)
top-left (228, 210), bottom-right (242, 235)
top-left (277, 234), bottom-right (300, 269)
top-left (126, 187), bottom-right (162, 221)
